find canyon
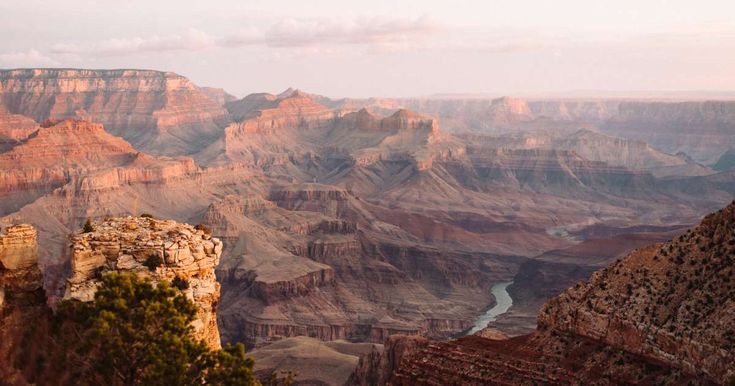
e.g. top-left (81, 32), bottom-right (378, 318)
top-left (350, 201), bottom-right (735, 385)
top-left (0, 69), bottom-right (733, 384)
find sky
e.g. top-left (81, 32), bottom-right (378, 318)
top-left (0, 0), bottom-right (734, 98)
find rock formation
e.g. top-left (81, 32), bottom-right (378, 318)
top-left (198, 86), bottom-right (237, 106)
top-left (0, 224), bottom-right (44, 384)
top-left (539, 201), bottom-right (735, 383)
top-left (0, 69), bottom-right (231, 155)
top-left (352, 202), bottom-right (735, 385)
top-left (249, 336), bottom-right (381, 385)
top-left (0, 224), bottom-right (42, 305)
top-left (64, 216), bottom-right (223, 348)
top-left (0, 114), bottom-right (38, 152)
top-left (227, 89), bottom-right (335, 133)
top-left (0, 119), bottom-right (198, 217)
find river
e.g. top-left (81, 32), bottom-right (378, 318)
top-left (467, 281), bottom-right (514, 335)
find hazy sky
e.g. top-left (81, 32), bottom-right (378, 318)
top-left (1, 0), bottom-right (734, 98)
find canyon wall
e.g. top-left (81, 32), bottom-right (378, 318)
top-left (0, 69), bottom-right (231, 155)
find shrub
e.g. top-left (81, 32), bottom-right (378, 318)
top-left (172, 276), bottom-right (189, 290)
top-left (140, 213), bottom-right (154, 219)
top-left (195, 224), bottom-right (212, 235)
top-left (93, 266), bottom-right (106, 279)
top-left (143, 254), bottom-right (163, 271)
top-left (83, 218), bottom-right (94, 233)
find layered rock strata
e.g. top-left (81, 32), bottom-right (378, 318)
top-left (0, 224), bottom-right (42, 306)
top-left (0, 69), bottom-right (230, 155)
top-left (0, 224), bottom-right (45, 385)
top-left (64, 217), bottom-right (223, 348)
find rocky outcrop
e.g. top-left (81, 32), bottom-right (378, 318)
top-left (270, 184), bottom-right (351, 204)
top-left (554, 129), bottom-right (692, 172)
top-left (0, 69), bottom-right (230, 155)
top-left (0, 114), bottom-right (38, 151)
top-left (225, 92), bottom-right (280, 122)
top-left (539, 201), bottom-right (735, 383)
top-left (357, 332), bottom-right (710, 386)
top-left (0, 119), bottom-right (199, 220)
top-left (250, 267), bottom-right (335, 304)
top-left (226, 89), bottom-right (335, 135)
top-left (204, 91), bottom-right (459, 172)
top-left (198, 90), bottom-right (337, 166)
top-left (487, 97), bottom-right (534, 124)
top-left (347, 335), bottom-right (429, 386)
top-left (335, 108), bottom-right (437, 133)
top-left (64, 217), bottom-right (223, 348)
top-left (0, 225), bottom-right (39, 272)
top-left (378, 109), bottom-right (438, 132)
top-left (0, 120), bottom-right (138, 171)
top-left (249, 336), bottom-right (381, 386)
top-left (269, 184), bottom-right (352, 218)
top-left (283, 219), bottom-right (356, 235)
top-left (466, 146), bottom-right (656, 194)
top-left (0, 224), bottom-right (42, 304)
top-left (198, 86), bottom-right (237, 106)
top-left (0, 224), bottom-right (45, 385)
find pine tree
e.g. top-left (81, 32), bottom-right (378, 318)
top-left (54, 273), bottom-right (261, 385)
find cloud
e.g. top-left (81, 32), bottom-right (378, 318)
top-left (47, 15), bottom-right (441, 57)
top-left (0, 49), bottom-right (59, 67)
top-left (218, 27), bottom-right (264, 47)
top-left (260, 15), bottom-right (440, 47)
top-left (51, 28), bottom-right (218, 56)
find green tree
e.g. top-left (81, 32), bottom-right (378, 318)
top-left (54, 273), bottom-right (260, 386)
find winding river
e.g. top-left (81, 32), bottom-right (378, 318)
top-left (468, 281), bottom-right (514, 335)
